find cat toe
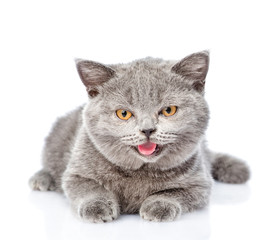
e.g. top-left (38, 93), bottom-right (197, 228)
top-left (140, 198), bottom-right (181, 222)
top-left (78, 197), bottom-right (119, 223)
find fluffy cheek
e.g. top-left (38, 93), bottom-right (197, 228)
top-left (83, 103), bottom-right (137, 151)
top-left (84, 102), bottom-right (119, 136)
top-left (83, 104), bottom-right (145, 169)
top-left (156, 107), bottom-right (208, 156)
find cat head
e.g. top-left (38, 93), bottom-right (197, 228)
top-left (76, 51), bottom-right (210, 170)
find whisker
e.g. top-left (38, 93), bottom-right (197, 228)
top-left (158, 132), bottom-right (180, 136)
top-left (133, 139), bottom-right (147, 145)
top-left (156, 135), bottom-right (177, 140)
top-left (120, 134), bottom-right (137, 139)
top-left (156, 139), bottom-right (170, 142)
top-left (121, 137), bottom-right (139, 143)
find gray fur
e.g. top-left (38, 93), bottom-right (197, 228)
top-left (29, 51), bottom-right (250, 222)
top-left (211, 153), bottom-right (250, 184)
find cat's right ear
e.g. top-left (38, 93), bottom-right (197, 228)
top-left (75, 59), bottom-right (115, 97)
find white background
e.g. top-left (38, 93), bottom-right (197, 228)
top-left (0, 0), bottom-right (279, 239)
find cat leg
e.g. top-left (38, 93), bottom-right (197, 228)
top-left (140, 184), bottom-right (211, 222)
top-left (63, 173), bottom-right (120, 223)
top-left (29, 169), bottom-right (56, 191)
top-left (211, 152), bottom-right (250, 184)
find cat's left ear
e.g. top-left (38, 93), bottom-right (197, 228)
top-left (171, 50), bottom-right (209, 93)
top-left (75, 59), bottom-right (115, 97)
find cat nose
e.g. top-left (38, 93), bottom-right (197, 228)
top-left (141, 128), bottom-right (156, 138)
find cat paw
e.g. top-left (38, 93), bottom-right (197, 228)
top-left (78, 197), bottom-right (119, 223)
top-left (140, 197), bottom-right (181, 222)
top-left (29, 170), bottom-right (56, 191)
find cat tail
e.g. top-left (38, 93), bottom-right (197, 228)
top-left (210, 152), bottom-right (250, 184)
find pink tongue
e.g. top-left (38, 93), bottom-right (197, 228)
top-left (138, 142), bottom-right (157, 156)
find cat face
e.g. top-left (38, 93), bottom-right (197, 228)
top-left (77, 51), bottom-right (210, 170)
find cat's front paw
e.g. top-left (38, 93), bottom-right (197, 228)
top-left (140, 197), bottom-right (181, 222)
top-left (78, 197), bottom-right (119, 223)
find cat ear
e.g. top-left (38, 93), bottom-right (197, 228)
top-left (171, 50), bottom-right (209, 93)
top-left (75, 59), bottom-right (115, 97)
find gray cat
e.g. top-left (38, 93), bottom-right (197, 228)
top-left (29, 51), bottom-right (250, 222)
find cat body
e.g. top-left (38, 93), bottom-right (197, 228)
top-left (30, 51), bottom-right (250, 222)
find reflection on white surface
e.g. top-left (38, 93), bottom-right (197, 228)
top-left (211, 182), bottom-right (251, 205)
top-left (28, 192), bottom-right (211, 240)
top-left (24, 182), bottom-right (251, 240)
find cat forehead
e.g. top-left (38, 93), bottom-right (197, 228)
top-left (101, 58), bottom-right (186, 108)
top-left (112, 57), bottom-right (174, 78)
top-left (113, 58), bottom-right (180, 88)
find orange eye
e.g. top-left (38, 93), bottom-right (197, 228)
top-left (116, 109), bottom-right (133, 120)
top-left (161, 106), bottom-right (177, 117)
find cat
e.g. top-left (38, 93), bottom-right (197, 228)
top-left (29, 51), bottom-right (250, 223)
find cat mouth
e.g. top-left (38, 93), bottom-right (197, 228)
top-left (136, 141), bottom-right (162, 157)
